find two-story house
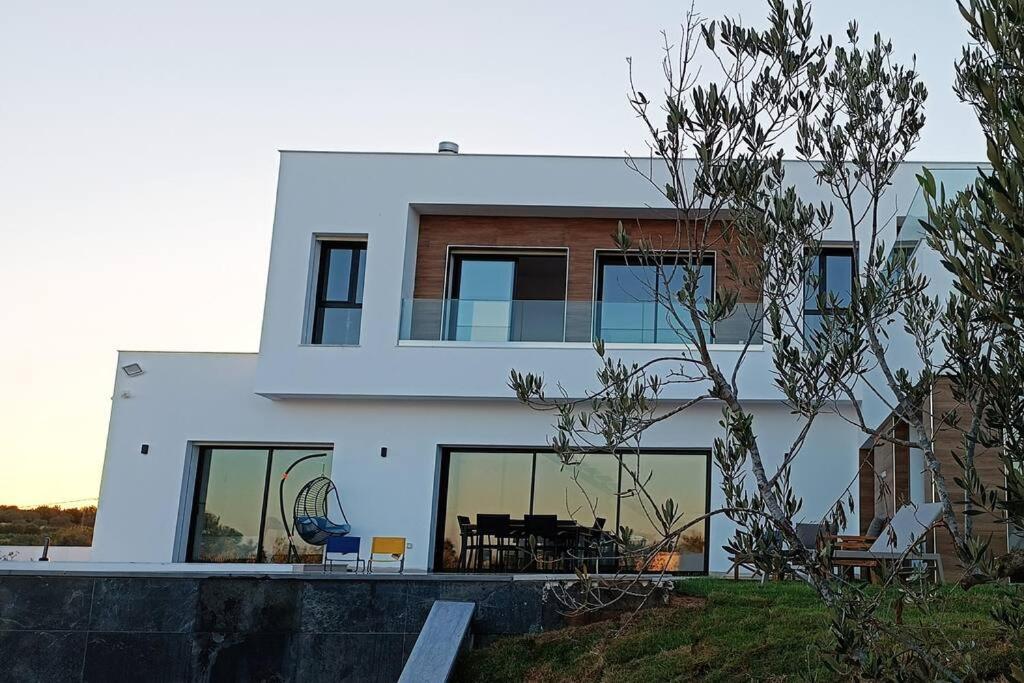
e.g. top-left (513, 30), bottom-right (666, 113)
top-left (90, 146), bottom-right (1002, 577)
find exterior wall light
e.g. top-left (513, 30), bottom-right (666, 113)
top-left (121, 363), bottom-right (144, 377)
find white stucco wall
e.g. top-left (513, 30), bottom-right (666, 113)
top-left (251, 153), bottom-right (964, 402)
top-left (92, 154), bottom-right (984, 571)
top-left (93, 351), bottom-right (862, 572)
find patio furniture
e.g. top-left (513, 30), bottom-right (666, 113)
top-left (448, 515), bottom-right (624, 573)
top-left (795, 521), bottom-right (837, 553)
top-left (831, 503), bottom-right (946, 583)
top-left (522, 514), bottom-right (562, 571)
top-left (585, 517), bottom-right (617, 573)
top-left (726, 522), bottom-right (833, 581)
top-left (456, 515), bottom-right (479, 570)
top-left (368, 536), bottom-right (406, 573)
top-left (475, 514), bottom-right (514, 571)
top-left (278, 453), bottom-right (351, 562)
top-left (829, 515), bottom-right (891, 581)
top-left (324, 535), bottom-right (364, 573)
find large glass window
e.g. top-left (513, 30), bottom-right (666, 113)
top-left (805, 247), bottom-right (854, 338)
top-left (617, 453), bottom-right (709, 572)
top-left (312, 241), bottom-right (366, 345)
top-left (596, 253), bottom-right (713, 343)
top-left (532, 452), bottom-right (619, 526)
top-left (436, 449), bottom-right (709, 574)
top-left (445, 252), bottom-right (567, 342)
top-left (188, 447), bottom-right (333, 563)
top-left (439, 451), bottom-right (533, 568)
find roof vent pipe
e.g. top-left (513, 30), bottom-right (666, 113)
top-left (437, 141), bottom-right (459, 154)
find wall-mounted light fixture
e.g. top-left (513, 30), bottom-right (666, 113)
top-left (380, 447), bottom-right (388, 458)
top-left (121, 363), bottom-right (144, 377)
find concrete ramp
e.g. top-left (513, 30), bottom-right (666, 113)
top-left (399, 600), bottom-right (475, 682)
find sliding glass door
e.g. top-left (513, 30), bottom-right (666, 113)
top-left (436, 448), bottom-right (709, 574)
top-left (445, 252), bottom-right (568, 342)
top-left (596, 253), bottom-right (714, 343)
top-left (188, 446), bottom-right (333, 563)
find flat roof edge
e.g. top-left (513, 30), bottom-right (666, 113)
top-left (277, 149), bottom-right (988, 166)
top-left (117, 350), bottom-right (257, 356)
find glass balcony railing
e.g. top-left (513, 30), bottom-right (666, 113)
top-left (399, 299), bottom-right (764, 345)
top-left (898, 167), bottom-right (982, 259)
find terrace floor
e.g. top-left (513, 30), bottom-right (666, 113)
top-left (0, 560), bottom-right (676, 582)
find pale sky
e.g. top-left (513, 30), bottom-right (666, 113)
top-left (0, 1), bottom-right (984, 507)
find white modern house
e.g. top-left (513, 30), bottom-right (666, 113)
top-left (90, 145), bottom-right (988, 576)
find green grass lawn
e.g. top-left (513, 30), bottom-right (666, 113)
top-left (453, 578), bottom-right (1024, 682)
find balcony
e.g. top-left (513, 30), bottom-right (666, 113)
top-left (897, 166), bottom-right (981, 260)
top-left (399, 299), bottom-right (763, 346)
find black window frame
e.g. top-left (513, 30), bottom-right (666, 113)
top-left (804, 246), bottom-right (855, 334)
top-left (445, 250), bottom-right (568, 301)
top-left (311, 240), bottom-right (367, 345)
top-left (443, 249), bottom-right (568, 342)
top-left (185, 445), bottom-right (333, 564)
top-left (432, 445), bottom-right (712, 576)
top-left (594, 251), bottom-right (716, 343)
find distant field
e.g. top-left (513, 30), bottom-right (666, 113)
top-left (455, 578), bottom-right (1024, 682)
top-left (0, 505), bottom-right (95, 546)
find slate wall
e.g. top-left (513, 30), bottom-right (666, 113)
top-left (0, 574), bottom-right (561, 683)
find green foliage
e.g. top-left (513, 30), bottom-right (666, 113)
top-left (455, 580), bottom-right (1023, 682)
top-left (920, 0), bottom-right (1024, 586)
top-left (0, 505), bottom-right (95, 546)
top-left (510, 0), bottom-right (1016, 678)
top-left (194, 512), bottom-right (256, 561)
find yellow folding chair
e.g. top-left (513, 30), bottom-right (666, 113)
top-left (367, 536), bottom-right (406, 573)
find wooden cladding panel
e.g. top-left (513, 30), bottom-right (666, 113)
top-left (859, 448), bottom-right (875, 535)
top-left (413, 215), bottom-right (761, 302)
top-left (858, 420), bottom-right (911, 535)
top-left (926, 377), bottom-right (1008, 577)
top-left (894, 421), bottom-right (911, 510)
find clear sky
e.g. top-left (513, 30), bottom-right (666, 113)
top-left (0, 1), bottom-right (984, 507)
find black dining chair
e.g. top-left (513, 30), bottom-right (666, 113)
top-left (523, 514), bottom-right (562, 571)
top-left (475, 514), bottom-right (513, 571)
top-left (456, 515), bottom-right (479, 570)
top-left (585, 517), bottom-right (611, 573)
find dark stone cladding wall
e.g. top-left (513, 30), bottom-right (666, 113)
top-left (0, 574), bottom-right (564, 683)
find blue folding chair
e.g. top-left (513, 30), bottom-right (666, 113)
top-left (324, 535), bottom-right (364, 573)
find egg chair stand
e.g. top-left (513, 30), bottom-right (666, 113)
top-left (279, 453), bottom-right (351, 563)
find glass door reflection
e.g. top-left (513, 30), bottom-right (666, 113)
top-left (436, 448), bottom-right (709, 574)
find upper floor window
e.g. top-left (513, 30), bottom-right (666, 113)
top-left (804, 246), bottom-right (854, 338)
top-left (312, 241), bottom-right (366, 345)
top-left (445, 251), bottom-right (567, 342)
top-left (595, 252), bottom-right (713, 344)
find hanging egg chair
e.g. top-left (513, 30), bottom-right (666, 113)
top-left (279, 454), bottom-right (351, 562)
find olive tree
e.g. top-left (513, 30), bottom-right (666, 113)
top-left (509, 1), bottom-right (1012, 678)
top-left (923, 0), bottom-right (1024, 589)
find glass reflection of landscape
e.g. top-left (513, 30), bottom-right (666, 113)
top-left (189, 447), bottom-right (333, 563)
top-left (597, 257), bottom-right (713, 343)
top-left (439, 450), bottom-right (708, 573)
